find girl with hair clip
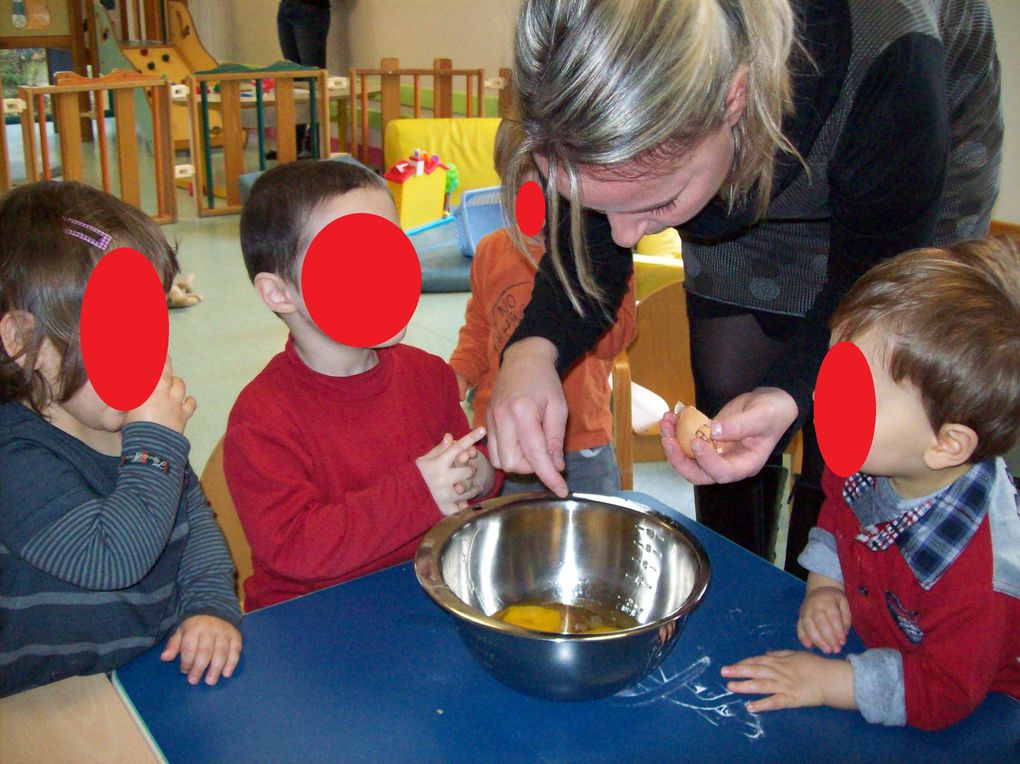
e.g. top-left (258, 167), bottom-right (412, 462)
top-left (0, 181), bottom-right (242, 697)
top-left (488, 0), bottom-right (1002, 573)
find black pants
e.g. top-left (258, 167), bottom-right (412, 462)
top-left (686, 294), bottom-right (824, 576)
top-left (277, 0), bottom-right (331, 153)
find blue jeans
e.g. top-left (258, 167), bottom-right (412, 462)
top-left (500, 445), bottom-right (622, 497)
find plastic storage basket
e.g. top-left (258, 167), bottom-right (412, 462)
top-left (454, 186), bottom-right (504, 256)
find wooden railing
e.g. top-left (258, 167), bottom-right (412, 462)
top-left (17, 69), bottom-right (176, 223)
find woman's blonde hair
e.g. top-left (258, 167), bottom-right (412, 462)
top-left (499, 0), bottom-right (798, 312)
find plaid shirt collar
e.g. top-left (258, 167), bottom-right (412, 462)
top-left (843, 461), bottom-right (995, 590)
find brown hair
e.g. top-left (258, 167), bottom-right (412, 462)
top-left (830, 236), bottom-right (1020, 462)
top-left (239, 159), bottom-right (388, 284)
top-left (0, 181), bottom-right (178, 414)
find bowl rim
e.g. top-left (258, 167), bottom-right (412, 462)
top-left (414, 492), bottom-right (712, 641)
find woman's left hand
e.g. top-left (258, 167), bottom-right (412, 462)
top-left (660, 387), bottom-right (798, 485)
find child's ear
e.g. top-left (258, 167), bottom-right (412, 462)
top-left (923, 422), bottom-right (979, 470)
top-left (0, 310), bottom-right (32, 366)
top-left (253, 273), bottom-right (298, 315)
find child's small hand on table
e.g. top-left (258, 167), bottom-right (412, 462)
top-left (721, 650), bottom-right (854, 713)
top-left (798, 585), bottom-right (851, 653)
top-left (160, 614), bottom-right (242, 686)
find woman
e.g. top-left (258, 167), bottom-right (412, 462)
top-left (488, 0), bottom-right (1002, 571)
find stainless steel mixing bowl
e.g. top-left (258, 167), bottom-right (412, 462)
top-left (415, 493), bottom-right (711, 701)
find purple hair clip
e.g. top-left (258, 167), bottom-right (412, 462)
top-left (63, 217), bottom-right (112, 251)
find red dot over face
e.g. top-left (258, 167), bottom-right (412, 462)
top-left (515, 180), bottom-right (545, 237)
top-left (80, 247), bottom-right (169, 411)
top-left (301, 213), bottom-right (421, 348)
top-left (814, 341), bottom-right (876, 478)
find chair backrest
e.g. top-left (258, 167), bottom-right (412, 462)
top-left (628, 280), bottom-right (696, 412)
top-left (990, 219), bottom-right (1020, 243)
top-left (199, 437), bottom-right (252, 605)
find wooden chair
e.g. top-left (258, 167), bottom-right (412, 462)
top-left (990, 219), bottom-right (1020, 242)
top-left (611, 279), bottom-right (803, 494)
top-left (199, 437), bottom-right (252, 605)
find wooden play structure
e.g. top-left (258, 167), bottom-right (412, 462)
top-left (91, 0), bottom-right (221, 150)
top-left (187, 62), bottom-right (330, 217)
top-left (348, 58), bottom-right (510, 168)
top-left (1, 0), bottom-right (92, 138)
top-left (17, 68), bottom-right (176, 222)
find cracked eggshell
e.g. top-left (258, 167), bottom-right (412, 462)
top-left (674, 403), bottom-right (716, 458)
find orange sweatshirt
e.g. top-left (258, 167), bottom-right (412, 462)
top-left (450, 229), bottom-right (636, 453)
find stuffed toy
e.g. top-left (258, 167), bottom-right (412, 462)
top-left (167, 273), bottom-right (202, 309)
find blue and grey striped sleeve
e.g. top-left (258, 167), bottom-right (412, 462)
top-left (14, 423), bottom-right (190, 590)
top-left (175, 471), bottom-right (242, 626)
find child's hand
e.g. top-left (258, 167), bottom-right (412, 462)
top-left (798, 585), bottom-right (851, 653)
top-left (455, 372), bottom-right (471, 401)
top-left (721, 650), bottom-right (855, 713)
top-left (160, 614), bottom-right (242, 686)
top-left (126, 356), bottom-right (197, 434)
top-left (417, 428), bottom-right (487, 516)
top-left (453, 448), bottom-right (496, 510)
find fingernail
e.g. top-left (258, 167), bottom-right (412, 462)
top-left (711, 422), bottom-right (723, 438)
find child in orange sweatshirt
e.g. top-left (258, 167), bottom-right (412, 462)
top-left (451, 228), bottom-right (636, 494)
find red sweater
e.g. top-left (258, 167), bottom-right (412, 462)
top-left (819, 468), bottom-right (1020, 730)
top-left (224, 340), bottom-right (481, 611)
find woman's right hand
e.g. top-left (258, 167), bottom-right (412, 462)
top-left (486, 338), bottom-right (569, 497)
top-left (126, 356), bottom-right (197, 434)
top-left (660, 387), bottom-right (797, 485)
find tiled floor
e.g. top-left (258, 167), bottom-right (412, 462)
top-left (162, 186), bottom-right (698, 519)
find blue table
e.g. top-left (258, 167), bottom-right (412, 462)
top-left (114, 492), bottom-right (1020, 763)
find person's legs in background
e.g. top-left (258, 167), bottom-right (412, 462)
top-left (687, 295), bottom-right (816, 571)
top-left (275, 0), bottom-right (331, 157)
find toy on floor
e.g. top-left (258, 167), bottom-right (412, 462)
top-left (167, 273), bottom-right (202, 308)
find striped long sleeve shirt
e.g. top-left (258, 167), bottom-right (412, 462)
top-left (0, 401), bottom-right (241, 697)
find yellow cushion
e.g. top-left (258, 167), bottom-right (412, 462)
top-left (633, 230), bottom-right (684, 300)
top-left (384, 118), bottom-right (501, 207)
top-left (635, 229), bottom-right (682, 258)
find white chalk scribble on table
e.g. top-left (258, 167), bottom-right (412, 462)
top-left (614, 656), bottom-right (765, 741)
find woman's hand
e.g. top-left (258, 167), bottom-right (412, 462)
top-left (660, 387), bottom-right (798, 484)
top-left (486, 338), bottom-right (569, 497)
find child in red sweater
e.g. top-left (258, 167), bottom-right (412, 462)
top-left (450, 228), bottom-right (635, 494)
top-left (226, 161), bottom-right (497, 611)
top-left (722, 237), bottom-right (1020, 730)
